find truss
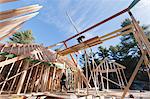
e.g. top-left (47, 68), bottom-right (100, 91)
top-left (90, 58), bottom-right (127, 91)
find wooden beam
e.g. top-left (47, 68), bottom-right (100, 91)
top-left (16, 60), bottom-right (29, 94)
top-left (99, 24), bottom-right (133, 39)
top-left (24, 64), bottom-right (34, 93)
top-left (102, 76), bottom-right (123, 88)
top-left (0, 62), bottom-right (41, 86)
top-left (0, 49), bottom-right (40, 67)
top-left (36, 65), bottom-right (44, 92)
top-left (0, 54), bottom-right (27, 67)
top-left (0, 5), bottom-right (42, 20)
top-left (30, 65), bottom-right (39, 92)
top-left (0, 0), bottom-right (18, 3)
top-left (58, 25), bottom-right (133, 56)
top-left (0, 12), bottom-right (39, 27)
top-left (9, 60), bottom-right (23, 93)
top-left (0, 24), bottom-right (21, 41)
top-left (121, 55), bottom-right (144, 99)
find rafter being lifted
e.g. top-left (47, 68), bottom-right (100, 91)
top-left (58, 24), bottom-right (133, 56)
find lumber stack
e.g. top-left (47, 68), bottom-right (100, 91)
top-left (0, 1), bottom-right (42, 40)
top-left (0, 0), bottom-right (18, 3)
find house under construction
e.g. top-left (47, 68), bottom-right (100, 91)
top-left (0, 0), bottom-right (150, 99)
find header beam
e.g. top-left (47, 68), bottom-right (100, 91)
top-left (128, 0), bottom-right (140, 10)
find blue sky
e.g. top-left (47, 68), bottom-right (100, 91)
top-left (0, 0), bottom-right (150, 50)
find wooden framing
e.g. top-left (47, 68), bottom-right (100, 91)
top-left (121, 54), bottom-right (144, 99)
top-left (58, 24), bottom-right (133, 56)
top-left (0, 0), bottom-right (149, 98)
top-left (0, 0), bottom-right (18, 3)
top-left (0, 3), bottom-right (42, 42)
top-left (90, 58), bottom-right (126, 90)
top-left (0, 25), bottom-right (21, 41)
top-left (16, 60), bottom-right (30, 94)
top-left (0, 12), bottom-right (39, 27)
top-left (120, 11), bottom-right (150, 98)
top-left (0, 4), bottom-right (42, 20)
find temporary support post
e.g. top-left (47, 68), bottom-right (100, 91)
top-left (128, 11), bottom-right (150, 56)
top-left (51, 67), bottom-right (56, 92)
top-left (30, 65), bottom-right (39, 92)
top-left (16, 60), bottom-right (29, 94)
top-left (106, 61), bottom-right (109, 91)
top-left (128, 11), bottom-right (150, 79)
top-left (122, 69), bottom-right (128, 85)
top-left (100, 72), bottom-right (105, 90)
top-left (63, 42), bottom-right (90, 88)
top-left (85, 50), bottom-right (98, 93)
top-left (36, 65), bottom-right (44, 92)
top-left (84, 51), bottom-right (89, 96)
top-left (9, 60), bottom-right (23, 93)
top-left (121, 55), bottom-right (144, 99)
top-left (24, 64), bottom-right (34, 93)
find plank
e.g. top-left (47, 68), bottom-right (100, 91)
top-left (58, 25), bottom-right (133, 56)
top-left (0, 5), bottom-right (42, 20)
top-left (58, 36), bottom-right (101, 55)
top-left (16, 60), bottom-right (29, 94)
top-left (0, 0), bottom-right (17, 3)
top-left (0, 24), bottom-right (21, 41)
top-left (121, 55), bottom-right (144, 99)
top-left (0, 12), bottom-right (39, 27)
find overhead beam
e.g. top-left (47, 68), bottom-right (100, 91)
top-left (58, 24), bottom-right (133, 56)
top-left (128, 0), bottom-right (141, 10)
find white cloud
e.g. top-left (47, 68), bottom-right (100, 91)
top-left (132, 0), bottom-right (150, 25)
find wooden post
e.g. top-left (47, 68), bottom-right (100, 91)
top-left (84, 50), bottom-right (89, 97)
top-left (36, 65), bottom-right (44, 92)
top-left (63, 42), bottom-right (90, 88)
top-left (122, 69), bottom-right (127, 85)
top-left (106, 60), bottom-right (109, 91)
top-left (24, 64), bottom-right (34, 93)
top-left (9, 60), bottom-right (23, 93)
top-left (118, 69), bottom-right (124, 86)
top-left (121, 55), bottom-right (144, 99)
top-left (100, 72), bottom-right (105, 90)
top-left (30, 65), bottom-right (39, 92)
top-left (51, 67), bottom-right (56, 92)
top-left (16, 59), bottom-right (29, 94)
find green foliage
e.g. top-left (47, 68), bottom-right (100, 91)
top-left (9, 30), bottom-right (35, 44)
top-left (98, 46), bottom-right (109, 59)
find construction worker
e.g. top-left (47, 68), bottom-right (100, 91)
top-left (77, 35), bottom-right (85, 43)
top-left (60, 72), bottom-right (67, 92)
